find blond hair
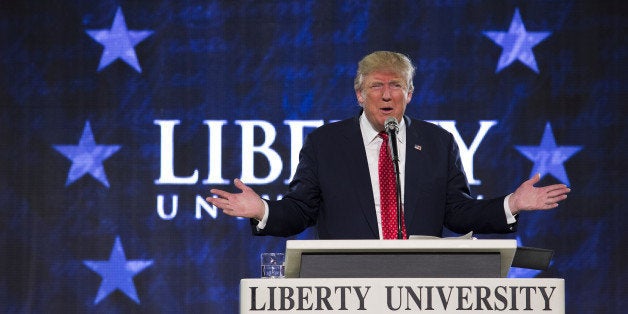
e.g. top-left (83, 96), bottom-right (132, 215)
top-left (354, 51), bottom-right (415, 93)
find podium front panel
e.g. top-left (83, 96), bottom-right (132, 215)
top-left (241, 278), bottom-right (565, 313)
top-left (300, 252), bottom-right (501, 278)
top-left (285, 239), bottom-right (517, 278)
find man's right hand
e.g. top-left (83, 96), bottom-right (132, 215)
top-left (206, 178), bottom-right (266, 221)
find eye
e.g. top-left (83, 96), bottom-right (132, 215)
top-left (390, 82), bottom-right (404, 90)
top-left (370, 82), bottom-right (384, 90)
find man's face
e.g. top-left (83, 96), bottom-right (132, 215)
top-left (356, 70), bottom-right (413, 131)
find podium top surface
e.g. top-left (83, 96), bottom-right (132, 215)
top-left (284, 239), bottom-right (517, 278)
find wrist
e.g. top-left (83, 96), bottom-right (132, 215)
top-left (256, 198), bottom-right (269, 222)
top-left (507, 193), bottom-right (519, 215)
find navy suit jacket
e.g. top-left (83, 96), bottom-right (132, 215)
top-left (254, 114), bottom-right (516, 239)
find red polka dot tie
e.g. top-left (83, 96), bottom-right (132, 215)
top-left (378, 132), bottom-right (407, 239)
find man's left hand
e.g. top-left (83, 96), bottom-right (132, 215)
top-left (509, 173), bottom-right (571, 215)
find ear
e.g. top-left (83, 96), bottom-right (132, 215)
top-left (406, 91), bottom-right (413, 104)
top-left (356, 90), bottom-right (365, 104)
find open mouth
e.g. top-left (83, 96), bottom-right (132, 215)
top-left (381, 107), bottom-right (394, 114)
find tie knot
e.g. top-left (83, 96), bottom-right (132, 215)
top-left (379, 131), bottom-right (389, 142)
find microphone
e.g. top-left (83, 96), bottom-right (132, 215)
top-left (384, 117), bottom-right (399, 163)
top-left (384, 117), bottom-right (404, 240)
top-left (385, 116), bottom-right (399, 134)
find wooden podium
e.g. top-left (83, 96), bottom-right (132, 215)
top-left (240, 239), bottom-right (565, 313)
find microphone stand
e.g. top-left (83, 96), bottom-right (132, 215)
top-left (386, 124), bottom-right (404, 240)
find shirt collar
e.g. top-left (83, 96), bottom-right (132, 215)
top-left (359, 112), bottom-right (405, 146)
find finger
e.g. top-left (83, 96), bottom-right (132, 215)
top-left (223, 205), bottom-right (249, 218)
top-left (546, 194), bottom-right (568, 203)
top-left (206, 197), bottom-right (230, 209)
top-left (221, 208), bottom-right (238, 217)
top-left (546, 188), bottom-right (570, 198)
top-left (534, 199), bottom-right (557, 208)
top-left (210, 189), bottom-right (233, 199)
top-left (541, 183), bottom-right (568, 190)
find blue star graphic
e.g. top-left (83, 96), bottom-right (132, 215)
top-left (84, 236), bottom-right (153, 304)
top-left (483, 8), bottom-right (551, 73)
top-left (53, 121), bottom-right (121, 187)
top-left (515, 122), bottom-right (582, 185)
top-left (86, 7), bottom-right (153, 73)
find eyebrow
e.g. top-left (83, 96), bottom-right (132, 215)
top-left (369, 79), bottom-right (404, 84)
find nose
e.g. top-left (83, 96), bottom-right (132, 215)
top-left (382, 85), bottom-right (392, 101)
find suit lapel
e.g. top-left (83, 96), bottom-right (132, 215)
top-left (403, 117), bottom-right (425, 227)
top-left (341, 115), bottom-right (379, 237)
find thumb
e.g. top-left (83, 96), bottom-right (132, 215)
top-left (233, 178), bottom-right (250, 192)
top-left (527, 173), bottom-right (541, 186)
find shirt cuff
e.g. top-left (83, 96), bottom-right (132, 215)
top-left (503, 194), bottom-right (517, 224)
top-left (256, 199), bottom-right (270, 230)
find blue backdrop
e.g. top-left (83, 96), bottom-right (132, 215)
top-left (1, 1), bottom-right (626, 312)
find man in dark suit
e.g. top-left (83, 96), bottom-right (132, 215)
top-left (206, 51), bottom-right (571, 239)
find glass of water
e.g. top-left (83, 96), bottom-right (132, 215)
top-left (260, 253), bottom-right (285, 278)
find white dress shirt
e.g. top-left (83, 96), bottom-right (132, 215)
top-left (359, 113), bottom-right (406, 239)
